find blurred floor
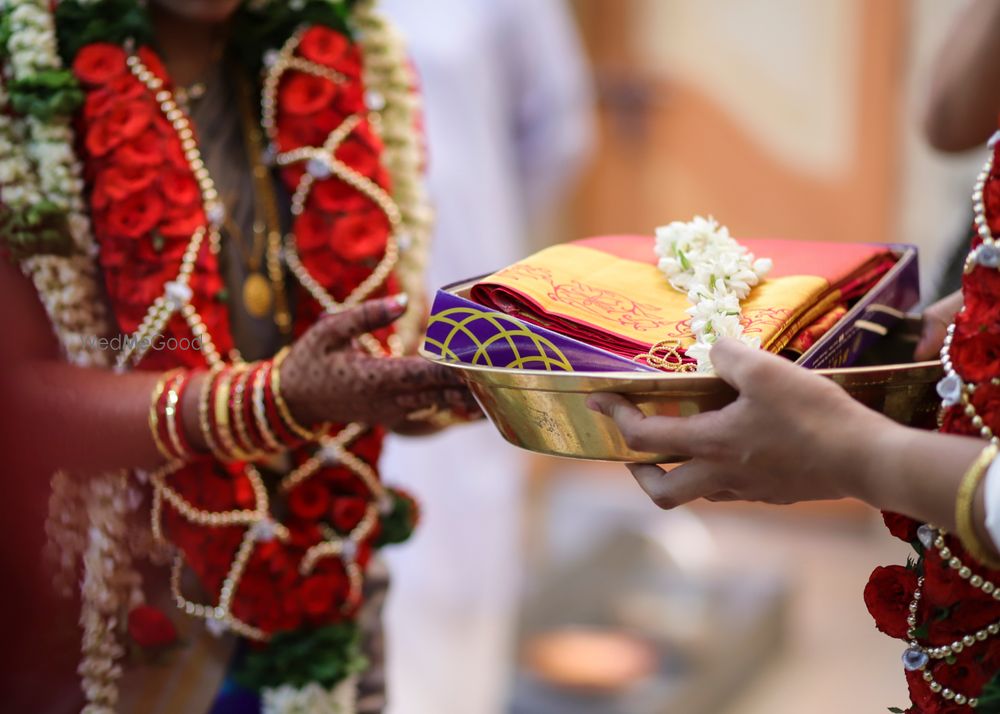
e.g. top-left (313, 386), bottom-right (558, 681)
top-left (529, 462), bottom-right (914, 714)
top-left (705, 509), bottom-right (911, 714)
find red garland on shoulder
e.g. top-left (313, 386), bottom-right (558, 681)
top-left (70, 25), bottom-right (410, 638)
top-left (867, 141), bottom-right (1000, 711)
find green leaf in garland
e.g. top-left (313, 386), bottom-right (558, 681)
top-left (977, 671), bottom-right (1000, 713)
top-left (230, 0), bottom-right (356, 74)
top-left (0, 12), bottom-right (13, 61)
top-left (8, 70), bottom-right (83, 121)
top-left (375, 487), bottom-right (419, 547)
top-left (888, 708), bottom-right (904, 713)
top-left (0, 201), bottom-right (73, 261)
top-left (232, 623), bottom-right (367, 692)
top-left (53, 0), bottom-right (153, 64)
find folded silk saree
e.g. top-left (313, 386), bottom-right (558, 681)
top-left (470, 235), bottom-right (896, 365)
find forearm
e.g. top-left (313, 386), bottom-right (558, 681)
top-left (844, 421), bottom-right (984, 531)
top-left (9, 360), bottom-right (205, 473)
top-left (923, 0), bottom-right (1000, 151)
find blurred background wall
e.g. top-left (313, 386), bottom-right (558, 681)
top-left (565, 0), bottom-right (983, 295)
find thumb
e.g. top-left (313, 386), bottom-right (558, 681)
top-left (306, 294), bottom-right (409, 350)
top-left (709, 337), bottom-right (777, 391)
top-left (914, 319), bottom-right (947, 361)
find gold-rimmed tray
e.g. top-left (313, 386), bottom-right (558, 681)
top-left (422, 349), bottom-right (943, 463)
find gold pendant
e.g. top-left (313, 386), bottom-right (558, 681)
top-left (243, 272), bottom-right (274, 318)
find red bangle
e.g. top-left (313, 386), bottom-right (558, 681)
top-left (227, 363), bottom-right (257, 456)
top-left (167, 370), bottom-right (197, 458)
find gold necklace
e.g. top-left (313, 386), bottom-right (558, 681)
top-left (235, 72), bottom-right (291, 331)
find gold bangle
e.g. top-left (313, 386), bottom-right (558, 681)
top-left (955, 442), bottom-right (1000, 569)
top-left (149, 369), bottom-right (182, 461)
top-left (231, 362), bottom-right (261, 456)
top-left (163, 371), bottom-right (190, 459)
top-left (198, 364), bottom-right (228, 461)
top-left (252, 362), bottom-right (283, 452)
top-left (214, 365), bottom-right (254, 461)
top-left (271, 346), bottom-right (325, 442)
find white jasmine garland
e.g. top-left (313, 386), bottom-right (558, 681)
top-left (654, 216), bottom-right (772, 372)
top-left (262, 677), bottom-right (358, 714)
top-left (353, 0), bottom-right (433, 352)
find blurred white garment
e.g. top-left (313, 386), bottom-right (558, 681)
top-left (378, 0), bottom-right (593, 712)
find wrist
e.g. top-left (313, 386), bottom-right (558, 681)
top-left (833, 412), bottom-right (908, 506)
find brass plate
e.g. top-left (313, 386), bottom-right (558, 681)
top-left (420, 349), bottom-right (943, 463)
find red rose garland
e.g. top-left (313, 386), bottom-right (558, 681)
top-left (868, 139), bottom-right (1000, 712)
top-left (71, 26), bottom-right (414, 641)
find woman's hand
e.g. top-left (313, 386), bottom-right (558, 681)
top-left (279, 296), bottom-right (477, 429)
top-left (587, 338), bottom-right (898, 509)
top-left (915, 289), bottom-right (964, 361)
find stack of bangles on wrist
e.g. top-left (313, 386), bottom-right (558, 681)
top-left (148, 347), bottom-right (326, 462)
top-left (955, 442), bottom-right (1000, 570)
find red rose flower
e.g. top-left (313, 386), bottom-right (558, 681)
top-left (964, 268), bottom-right (1000, 325)
top-left (276, 113), bottom-right (329, 151)
top-left (83, 80), bottom-right (144, 122)
top-left (864, 565), bottom-right (917, 640)
top-left (351, 428), bottom-right (384, 466)
top-left (288, 522), bottom-right (323, 550)
top-left (127, 605), bottom-right (178, 648)
top-left (300, 570), bottom-right (348, 618)
top-left (335, 127), bottom-right (384, 180)
top-left (288, 480), bottom-right (331, 521)
top-left (114, 254), bottom-right (172, 295)
top-left (355, 540), bottom-right (374, 569)
top-left (335, 82), bottom-right (365, 116)
top-left (128, 228), bottom-right (185, 265)
top-left (311, 177), bottom-right (369, 213)
top-left (934, 650), bottom-right (993, 703)
top-left (73, 43), bottom-right (127, 86)
top-left (951, 329), bottom-right (1000, 383)
top-left (882, 511), bottom-right (920, 543)
top-left (294, 246), bottom-right (372, 298)
top-left (293, 210), bottom-right (334, 253)
top-left (922, 552), bottom-right (967, 610)
top-left (330, 206), bottom-right (390, 262)
top-left (278, 166), bottom-right (306, 192)
top-left (137, 46), bottom-right (169, 84)
top-left (93, 164), bottom-right (159, 207)
top-left (299, 26), bottom-right (362, 78)
top-left (280, 73), bottom-right (337, 116)
top-left (331, 496), bottom-right (367, 532)
top-left (159, 202), bottom-right (206, 238)
top-left (972, 382), bottom-right (1000, 434)
top-left (105, 187), bottom-right (164, 239)
top-left (319, 466), bottom-right (370, 498)
top-left (86, 100), bottom-right (154, 157)
top-left (940, 404), bottom-right (979, 438)
top-left (159, 168), bottom-right (201, 206)
top-left (906, 668), bottom-right (958, 714)
top-left (986, 177), bottom-right (1000, 234)
top-left (113, 127), bottom-right (169, 168)
top-left (233, 472), bottom-right (256, 509)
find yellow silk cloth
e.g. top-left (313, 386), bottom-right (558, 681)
top-left (470, 235), bottom-right (892, 360)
